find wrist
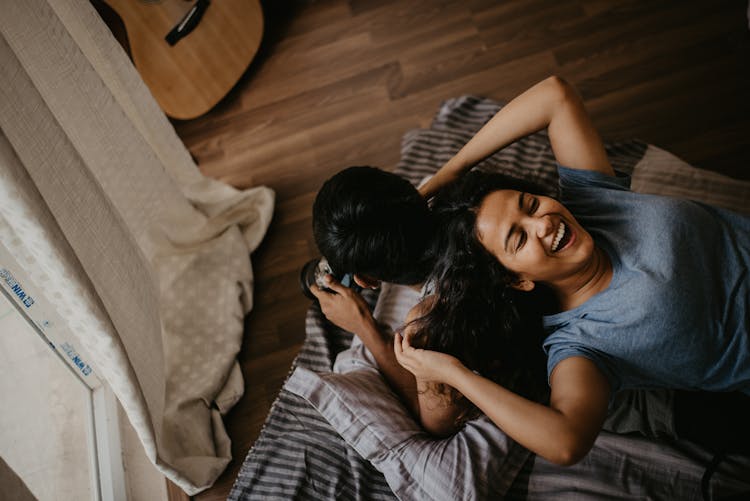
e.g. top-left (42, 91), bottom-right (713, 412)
top-left (354, 314), bottom-right (379, 339)
top-left (446, 363), bottom-right (474, 393)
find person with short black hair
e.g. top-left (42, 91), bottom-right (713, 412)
top-left (312, 165), bottom-right (435, 287)
top-left (310, 165), bottom-right (468, 432)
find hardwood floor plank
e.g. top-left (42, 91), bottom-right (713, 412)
top-left (472, 0), bottom-right (586, 47)
top-left (573, 37), bottom-right (740, 101)
top-left (551, 0), bottom-right (722, 66)
top-left (364, 1), bottom-right (473, 44)
top-left (556, 6), bottom-right (743, 84)
top-left (182, 61), bottom-right (402, 141)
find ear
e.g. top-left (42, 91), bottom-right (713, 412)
top-left (353, 274), bottom-right (381, 289)
top-left (510, 278), bottom-right (535, 292)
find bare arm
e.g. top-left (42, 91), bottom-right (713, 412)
top-left (310, 277), bottom-right (419, 414)
top-left (419, 76), bottom-right (614, 198)
top-left (310, 279), bottom-right (467, 434)
top-left (403, 300), bottom-right (471, 437)
top-left (395, 332), bottom-right (611, 465)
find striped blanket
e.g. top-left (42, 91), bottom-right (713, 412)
top-left (229, 97), bottom-right (750, 500)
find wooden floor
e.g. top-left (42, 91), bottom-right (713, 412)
top-left (167, 1), bottom-right (750, 498)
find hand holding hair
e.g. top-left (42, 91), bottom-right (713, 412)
top-left (393, 331), bottom-right (465, 385)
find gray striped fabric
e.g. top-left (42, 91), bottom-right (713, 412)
top-left (229, 96), bottom-right (750, 500)
top-left (283, 279), bottom-right (530, 501)
top-left (229, 291), bottom-right (398, 500)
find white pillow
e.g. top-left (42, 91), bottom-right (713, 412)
top-left (287, 278), bottom-right (530, 500)
top-left (285, 366), bottom-right (529, 501)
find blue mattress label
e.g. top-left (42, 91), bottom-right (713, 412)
top-left (0, 268), bottom-right (35, 308)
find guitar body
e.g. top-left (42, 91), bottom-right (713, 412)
top-left (104, 0), bottom-right (263, 119)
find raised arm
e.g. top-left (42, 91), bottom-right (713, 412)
top-left (419, 76), bottom-right (614, 198)
top-left (394, 332), bottom-right (611, 465)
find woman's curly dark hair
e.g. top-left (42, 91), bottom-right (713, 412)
top-left (413, 170), bottom-right (554, 404)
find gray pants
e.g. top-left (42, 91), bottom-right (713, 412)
top-left (603, 389), bottom-right (676, 439)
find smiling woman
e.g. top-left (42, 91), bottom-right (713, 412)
top-left (474, 188), bottom-right (605, 306)
top-left (395, 76), bottom-right (750, 467)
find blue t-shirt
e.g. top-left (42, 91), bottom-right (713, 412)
top-left (542, 166), bottom-right (750, 396)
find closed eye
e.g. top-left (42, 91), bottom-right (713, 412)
top-left (509, 193), bottom-right (535, 254)
top-left (517, 194), bottom-right (538, 251)
top-left (529, 197), bottom-right (539, 214)
top-left (516, 230), bottom-right (527, 251)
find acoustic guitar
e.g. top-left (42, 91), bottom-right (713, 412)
top-left (103, 0), bottom-right (263, 120)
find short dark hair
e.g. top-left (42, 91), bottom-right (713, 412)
top-left (312, 166), bottom-right (434, 285)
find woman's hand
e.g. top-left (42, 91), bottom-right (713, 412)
top-left (393, 330), bottom-right (466, 385)
top-left (309, 275), bottom-right (375, 335)
top-left (417, 170), bottom-right (459, 199)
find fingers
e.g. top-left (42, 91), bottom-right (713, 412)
top-left (310, 279), bottom-right (342, 300)
top-left (394, 332), bottom-right (418, 359)
top-left (394, 332), bottom-right (411, 350)
top-left (393, 333), bottom-right (409, 369)
top-left (309, 283), bottom-right (323, 299)
top-left (393, 332), bottom-right (403, 356)
top-left (322, 274), bottom-right (348, 294)
top-left (399, 328), bottom-right (418, 351)
top-left (394, 332), bottom-right (423, 378)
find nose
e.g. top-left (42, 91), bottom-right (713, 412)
top-left (528, 214), bottom-right (555, 239)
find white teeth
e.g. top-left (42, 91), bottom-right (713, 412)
top-left (551, 222), bottom-right (565, 252)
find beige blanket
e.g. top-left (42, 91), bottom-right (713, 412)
top-left (0, 0), bottom-right (273, 494)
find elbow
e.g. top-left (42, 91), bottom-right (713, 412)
top-left (543, 75), bottom-right (578, 108)
top-left (548, 450), bottom-right (585, 467)
top-left (546, 440), bottom-right (592, 467)
top-left (418, 404), bottom-right (463, 438)
top-left (544, 74), bottom-right (572, 93)
top-left (420, 417), bottom-right (460, 439)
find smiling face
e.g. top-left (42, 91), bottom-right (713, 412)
top-left (475, 189), bottom-right (595, 290)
